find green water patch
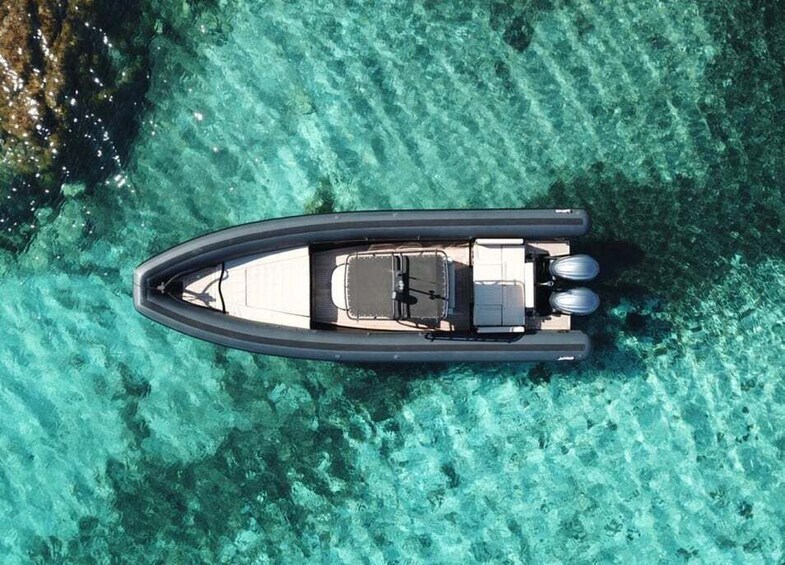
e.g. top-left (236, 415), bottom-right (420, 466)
top-left (523, 157), bottom-right (782, 373)
top-left (8, 0), bottom-right (785, 561)
top-left (19, 262), bottom-right (785, 561)
top-left (536, 162), bottom-right (783, 302)
top-left (525, 0), bottom-right (785, 329)
top-left (34, 358), bottom-right (446, 562)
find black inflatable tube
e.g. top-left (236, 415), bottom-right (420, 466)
top-left (133, 209), bottom-right (592, 363)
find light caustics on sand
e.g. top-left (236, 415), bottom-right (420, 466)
top-left (0, 0), bottom-right (783, 562)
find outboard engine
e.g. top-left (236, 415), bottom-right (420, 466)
top-left (549, 254), bottom-right (600, 281)
top-left (550, 287), bottom-right (600, 316)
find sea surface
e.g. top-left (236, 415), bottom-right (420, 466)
top-left (1, 0), bottom-right (784, 562)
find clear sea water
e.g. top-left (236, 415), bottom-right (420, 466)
top-left (2, 0), bottom-right (784, 562)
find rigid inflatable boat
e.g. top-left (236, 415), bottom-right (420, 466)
top-left (133, 209), bottom-right (600, 362)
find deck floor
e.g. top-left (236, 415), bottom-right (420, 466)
top-left (311, 242), bottom-right (472, 331)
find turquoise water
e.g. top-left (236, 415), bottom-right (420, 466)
top-left (2, 0), bottom-right (784, 562)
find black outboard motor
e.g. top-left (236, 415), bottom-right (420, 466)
top-left (549, 254), bottom-right (600, 281)
top-left (550, 287), bottom-right (600, 316)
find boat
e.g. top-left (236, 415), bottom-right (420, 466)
top-left (133, 209), bottom-right (600, 363)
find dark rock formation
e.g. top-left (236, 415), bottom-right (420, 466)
top-left (489, 0), bottom-right (566, 53)
top-left (0, 0), bottom-right (235, 252)
top-left (304, 178), bottom-right (338, 215)
top-left (0, 0), bottom-right (149, 250)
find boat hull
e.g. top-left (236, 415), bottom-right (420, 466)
top-left (133, 209), bottom-right (593, 362)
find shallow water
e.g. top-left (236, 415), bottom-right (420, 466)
top-left (1, 0), bottom-right (784, 562)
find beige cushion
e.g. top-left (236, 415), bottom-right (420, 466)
top-left (331, 264), bottom-right (348, 310)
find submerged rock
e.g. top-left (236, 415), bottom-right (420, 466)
top-left (0, 1), bottom-right (142, 174)
top-left (0, 0), bottom-right (149, 250)
top-left (304, 178), bottom-right (338, 215)
top-left (0, 0), bottom-right (234, 252)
